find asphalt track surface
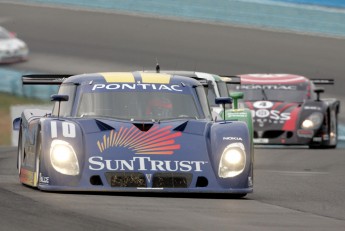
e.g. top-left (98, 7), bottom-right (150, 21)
top-left (1, 2), bottom-right (345, 231)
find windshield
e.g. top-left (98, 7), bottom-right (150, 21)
top-left (206, 86), bottom-right (217, 107)
top-left (0, 28), bottom-right (10, 39)
top-left (242, 89), bottom-right (307, 102)
top-left (228, 84), bottom-right (309, 103)
top-left (77, 91), bottom-right (203, 121)
top-left (216, 81), bottom-right (229, 97)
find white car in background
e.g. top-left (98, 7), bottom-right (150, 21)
top-left (0, 26), bottom-right (29, 64)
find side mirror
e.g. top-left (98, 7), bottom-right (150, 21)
top-left (314, 88), bottom-right (324, 101)
top-left (229, 92), bottom-right (244, 109)
top-left (9, 31), bottom-right (17, 38)
top-left (215, 97), bottom-right (232, 105)
top-left (51, 94), bottom-right (69, 118)
top-left (13, 117), bottom-right (21, 131)
top-left (215, 97), bottom-right (232, 120)
top-left (51, 94), bottom-right (69, 102)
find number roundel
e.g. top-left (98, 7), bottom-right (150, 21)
top-left (51, 121), bottom-right (76, 138)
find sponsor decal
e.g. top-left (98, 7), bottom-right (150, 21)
top-left (313, 137), bottom-right (322, 142)
top-left (97, 125), bottom-right (182, 155)
top-left (297, 129), bottom-right (314, 138)
top-left (89, 156), bottom-right (207, 172)
top-left (226, 111), bottom-right (247, 118)
top-left (253, 138), bottom-right (269, 143)
top-left (251, 109), bottom-right (291, 124)
top-left (255, 109), bottom-right (270, 118)
top-left (39, 173), bottom-right (50, 185)
top-left (304, 106), bottom-right (322, 110)
top-left (253, 101), bottom-right (273, 109)
top-left (239, 85), bottom-right (297, 90)
top-left (248, 176), bottom-right (253, 187)
top-left (223, 137), bottom-right (243, 141)
top-left (92, 83), bottom-right (182, 92)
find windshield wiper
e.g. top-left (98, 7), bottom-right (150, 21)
top-left (261, 88), bottom-right (268, 100)
top-left (156, 116), bottom-right (198, 122)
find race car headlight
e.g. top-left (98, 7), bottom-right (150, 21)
top-left (218, 143), bottom-right (246, 178)
top-left (301, 112), bottom-right (323, 130)
top-left (19, 45), bottom-right (28, 51)
top-left (50, 140), bottom-right (79, 175)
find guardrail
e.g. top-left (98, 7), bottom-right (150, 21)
top-left (16, 0), bottom-right (345, 37)
top-left (0, 68), bottom-right (58, 100)
top-left (272, 0), bottom-right (345, 8)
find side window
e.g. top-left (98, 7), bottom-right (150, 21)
top-left (217, 82), bottom-right (229, 97)
top-left (52, 84), bottom-right (76, 117)
top-left (195, 86), bottom-right (212, 120)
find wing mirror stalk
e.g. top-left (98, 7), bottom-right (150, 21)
top-left (51, 94), bottom-right (69, 119)
top-left (314, 88), bottom-right (324, 101)
top-left (215, 97), bottom-right (232, 120)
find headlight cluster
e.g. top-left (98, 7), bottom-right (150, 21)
top-left (301, 112), bottom-right (323, 130)
top-left (19, 45), bottom-right (28, 51)
top-left (218, 143), bottom-right (246, 178)
top-left (50, 140), bottom-right (79, 175)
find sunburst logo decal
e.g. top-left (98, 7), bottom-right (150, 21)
top-left (97, 125), bottom-right (182, 155)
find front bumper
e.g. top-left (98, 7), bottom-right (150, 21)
top-left (0, 51), bottom-right (28, 63)
top-left (253, 129), bottom-right (328, 146)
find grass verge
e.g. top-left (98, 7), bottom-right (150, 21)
top-left (0, 93), bottom-right (47, 146)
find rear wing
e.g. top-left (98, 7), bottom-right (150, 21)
top-left (310, 79), bottom-right (334, 85)
top-left (22, 74), bottom-right (74, 85)
top-left (219, 76), bottom-right (241, 84)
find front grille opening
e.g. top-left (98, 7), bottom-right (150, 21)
top-left (263, 130), bottom-right (284, 139)
top-left (286, 131), bottom-right (294, 139)
top-left (133, 123), bottom-right (154, 132)
top-left (90, 175), bottom-right (103, 186)
top-left (195, 176), bottom-right (208, 187)
top-left (105, 172), bottom-right (146, 187)
top-left (152, 173), bottom-right (192, 188)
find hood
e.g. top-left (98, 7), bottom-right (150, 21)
top-left (244, 100), bottom-right (301, 130)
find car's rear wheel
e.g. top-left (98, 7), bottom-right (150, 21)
top-left (17, 128), bottom-right (24, 175)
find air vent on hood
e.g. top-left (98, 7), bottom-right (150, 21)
top-left (133, 123), bottom-right (154, 132)
top-left (173, 121), bottom-right (188, 132)
top-left (95, 119), bottom-right (114, 131)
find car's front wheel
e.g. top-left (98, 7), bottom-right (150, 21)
top-left (310, 110), bottom-right (338, 149)
top-left (34, 132), bottom-right (42, 187)
top-left (328, 111), bottom-right (338, 149)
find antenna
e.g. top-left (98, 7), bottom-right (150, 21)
top-left (155, 57), bottom-right (160, 73)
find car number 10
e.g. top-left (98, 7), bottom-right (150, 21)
top-left (51, 121), bottom-right (76, 138)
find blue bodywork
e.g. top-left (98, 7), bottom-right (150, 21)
top-left (15, 72), bottom-right (253, 195)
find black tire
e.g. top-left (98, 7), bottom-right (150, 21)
top-left (229, 193), bottom-right (247, 199)
top-left (328, 112), bottom-right (338, 149)
top-left (34, 131), bottom-right (42, 187)
top-left (309, 111), bottom-right (338, 149)
top-left (17, 128), bottom-right (23, 175)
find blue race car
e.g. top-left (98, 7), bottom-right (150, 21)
top-left (13, 72), bottom-right (253, 197)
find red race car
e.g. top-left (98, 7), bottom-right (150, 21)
top-left (227, 74), bottom-right (340, 148)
